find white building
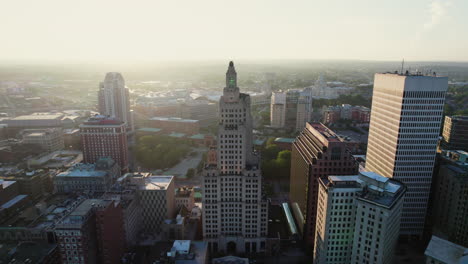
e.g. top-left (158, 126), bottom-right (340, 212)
top-left (22, 128), bottom-right (64, 152)
top-left (270, 91), bottom-right (286, 128)
top-left (98, 72), bottom-right (134, 131)
top-left (203, 61), bottom-right (268, 254)
top-left (365, 72), bottom-right (448, 237)
top-left (270, 88), bottom-right (312, 131)
top-left (135, 175), bottom-right (175, 234)
top-left (314, 171), bottom-right (406, 264)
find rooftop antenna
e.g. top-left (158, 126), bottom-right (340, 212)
top-left (401, 58), bottom-right (405, 74)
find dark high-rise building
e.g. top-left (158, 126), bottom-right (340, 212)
top-left (289, 122), bottom-right (357, 249)
top-left (442, 115), bottom-right (468, 152)
top-left (98, 72), bottom-right (133, 131)
top-left (431, 150), bottom-right (468, 247)
top-left (80, 115), bottom-right (128, 171)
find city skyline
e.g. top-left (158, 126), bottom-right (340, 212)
top-left (1, 0), bottom-right (467, 62)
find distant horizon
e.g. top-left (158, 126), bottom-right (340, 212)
top-left (2, 0), bottom-right (467, 62)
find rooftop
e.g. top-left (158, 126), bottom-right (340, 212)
top-left (150, 116), bottom-right (199, 123)
top-left (274, 137), bottom-right (295, 143)
top-left (323, 172), bottom-right (405, 208)
top-left (138, 127), bottom-right (163, 133)
top-left (169, 132), bottom-right (186, 138)
top-left (307, 122), bottom-right (342, 143)
top-left (0, 242), bottom-right (58, 264)
top-left (172, 240), bottom-right (190, 253)
top-left (0, 179), bottom-right (16, 189)
top-left (58, 199), bottom-right (109, 227)
top-left (81, 115), bottom-right (124, 126)
top-left (1, 195), bottom-right (28, 209)
top-left (425, 236), bottom-right (468, 263)
top-left (140, 176), bottom-right (174, 191)
top-left (212, 256), bottom-right (249, 264)
top-left (11, 113), bottom-right (64, 121)
top-left (189, 134), bottom-right (205, 140)
top-left (448, 115), bottom-right (468, 121)
top-left (56, 163), bottom-right (107, 178)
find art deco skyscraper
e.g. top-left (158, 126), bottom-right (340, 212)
top-left (202, 61), bottom-right (268, 254)
top-left (98, 72), bottom-right (133, 131)
top-left (366, 72), bottom-right (448, 237)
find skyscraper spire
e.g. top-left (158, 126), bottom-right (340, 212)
top-left (226, 61), bottom-right (237, 88)
top-left (223, 61), bottom-right (239, 102)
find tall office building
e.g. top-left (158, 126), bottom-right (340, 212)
top-left (289, 123), bottom-right (357, 249)
top-left (270, 91), bottom-right (286, 128)
top-left (431, 150), bottom-right (468, 247)
top-left (98, 72), bottom-right (133, 131)
top-left (314, 172), bottom-right (406, 264)
top-left (441, 115), bottom-right (468, 152)
top-left (202, 61), bottom-right (268, 254)
top-left (270, 88), bottom-right (312, 131)
top-left (80, 115), bottom-right (129, 171)
top-left (366, 72), bottom-right (448, 236)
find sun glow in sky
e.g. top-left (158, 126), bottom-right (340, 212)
top-left (1, 0), bottom-right (466, 62)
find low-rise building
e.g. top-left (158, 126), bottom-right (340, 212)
top-left (167, 240), bottom-right (208, 264)
top-left (0, 242), bottom-right (60, 264)
top-left (314, 171), bottom-right (406, 264)
top-left (0, 170), bottom-right (53, 201)
top-left (63, 128), bottom-right (81, 150)
top-left (441, 115), bottom-right (468, 152)
top-left (273, 137), bottom-right (295, 150)
top-left (102, 191), bottom-right (142, 247)
top-left (147, 116), bottom-right (200, 135)
top-left (21, 128), bottom-right (64, 152)
top-left (322, 104), bottom-right (371, 124)
top-left (55, 198), bottom-right (126, 264)
top-left (424, 236), bottom-right (468, 264)
top-left (162, 214), bottom-right (186, 240)
top-left (133, 174), bottom-right (175, 234)
top-left (175, 187), bottom-right (195, 211)
top-left (0, 179), bottom-right (19, 207)
top-left (54, 158), bottom-right (120, 193)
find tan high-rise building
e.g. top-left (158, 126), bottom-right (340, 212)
top-left (270, 91), bottom-right (286, 128)
top-left (366, 72), bottom-right (447, 237)
top-left (202, 61), bottom-right (268, 254)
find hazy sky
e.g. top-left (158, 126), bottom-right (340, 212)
top-left (1, 0), bottom-right (466, 62)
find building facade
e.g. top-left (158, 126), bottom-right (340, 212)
top-left (289, 123), bottom-right (357, 249)
top-left (54, 158), bottom-right (120, 193)
top-left (322, 105), bottom-right (371, 124)
top-left (80, 115), bottom-right (129, 171)
top-left (21, 128), bottom-right (64, 152)
top-left (175, 187), bottom-right (195, 211)
top-left (55, 199), bottom-right (98, 264)
top-left (314, 172), bottom-right (405, 264)
top-left (441, 115), bottom-right (468, 152)
top-left (365, 72), bottom-right (448, 237)
top-left (134, 175), bottom-right (175, 234)
top-left (98, 72), bottom-right (133, 131)
top-left (202, 62), bottom-right (268, 254)
top-left (270, 92), bottom-right (286, 128)
top-left (270, 89), bottom-right (313, 131)
top-left (431, 150), bottom-right (468, 247)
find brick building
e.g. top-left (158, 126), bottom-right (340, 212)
top-left (289, 123), bottom-right (357, 250)
top-left (80, 115), bottom-right (129, 171)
